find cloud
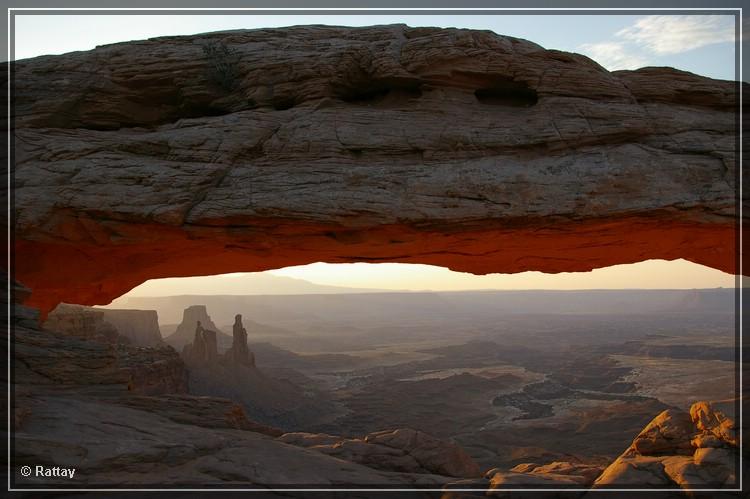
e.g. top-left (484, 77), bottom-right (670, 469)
top-left (616, 15), bottom-right (735, 55)
top-left (578, 42), bottom-right (649, 71)
top-left (577, 15), bottom-right (735, 72)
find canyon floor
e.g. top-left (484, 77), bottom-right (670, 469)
top-left (9, 288), bottom-right (747, 493)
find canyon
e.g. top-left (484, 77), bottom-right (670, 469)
top-left (10, 285), bottom-right (746, 491)
top-left (8, 23), bottom-right (744, 493)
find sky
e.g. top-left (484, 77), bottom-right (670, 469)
top-left (119, 259), bottom-right (735, 297)
top-left (14, 13), bottom-right (739, 293)
top-left (14, 14), bottom-right (738, 80)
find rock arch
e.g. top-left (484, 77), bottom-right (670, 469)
top-left (11, 25), bottom-right (738, 317)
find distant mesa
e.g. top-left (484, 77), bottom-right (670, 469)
top-left (44, 303), bottom-right (164, 347)
top-left (43, 303), bottom-right (125, 345)
top-left (169, 305), bottom-right (221, 344)
top-left (97, 308), bottom-right (164, 347)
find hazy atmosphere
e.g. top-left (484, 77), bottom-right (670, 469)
top-left (113, 259), bottom-right (736, 299)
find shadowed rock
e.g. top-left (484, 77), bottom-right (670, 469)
top-left (169, 305), bottom-right (220, 346)
top-left (182, 320), bottom-right (220, 366)
top-left (279, 427), bottom-right (482, 478)
top-left (225, 313), bottom-right (254, 367)
top-left (44, 303), bottom-right (126, 345)
top-left (97, 308), bottom-right (163, 347)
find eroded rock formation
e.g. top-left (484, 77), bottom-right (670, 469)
top-left (12, 25), bottom-right (738, 316)
top-left (444, 460), bottom-right (605, 493)
top-left (177, 307), bottom-right (256, 368)
top-left (166, 305), bottom-right (221, 348)
top-left (592, 400), bottom-right (738, 489)
top-left (182, 320), bottom-right (220, 366)
top-left (225, 314), bottom-right (255, 367)
top-left (441, 401), bottom-right (741, 496)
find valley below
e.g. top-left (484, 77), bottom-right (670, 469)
top-left (9, 286), bottom-right (746, 492)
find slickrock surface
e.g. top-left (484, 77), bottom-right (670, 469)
top-left (490, 461), bottom-right (604, 486)
top-left (278, 428), bottom-right (482, 478)
top-left (442, 460), bottom-right (605, 496)
top-left (12, 25), bottom-right (738, 316)
top-left (117, 394), bottom-right (284, 437)
top-left (441, 400), bottom-right (743, 497)
top-left (592, 401), bottom-right (739, 489)
top-left (14, 394), bottom-right (458, 487)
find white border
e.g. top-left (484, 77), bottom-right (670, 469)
top-left (5, 7), bottom-right (746, 9)
top-left (739, 4), bottom-right (744, 493)
top-left (5, 6), bottom-right (744, 494)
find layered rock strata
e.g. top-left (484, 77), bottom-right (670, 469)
top-left (11, 25), bottom-right (738, 316)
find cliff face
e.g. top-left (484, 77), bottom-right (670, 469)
top-left (12, 25), bottom-right (738, 316)
top-left (26, 311), bottom-right (187, 395)
top-left (43, 303), bottom-right (124, 344)
top-left (45, 304), bottom-right (164, 347)
top-left (99, 309), bottom-right (163, 347)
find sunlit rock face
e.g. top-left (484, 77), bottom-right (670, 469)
top-left (592, 401), bottom-right (739, 489)
top-left (12, 25), bottom-right (737, 316)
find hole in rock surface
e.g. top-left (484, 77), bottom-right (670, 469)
top-left (271, 97), bottom-right (296, 111)
top-left (475, 79), bottom-right (539, 107)
top-left (337, 79), bottom-right (423, 105)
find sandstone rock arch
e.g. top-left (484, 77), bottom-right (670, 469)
top-left (11, 25), bottom-right (738, 317)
